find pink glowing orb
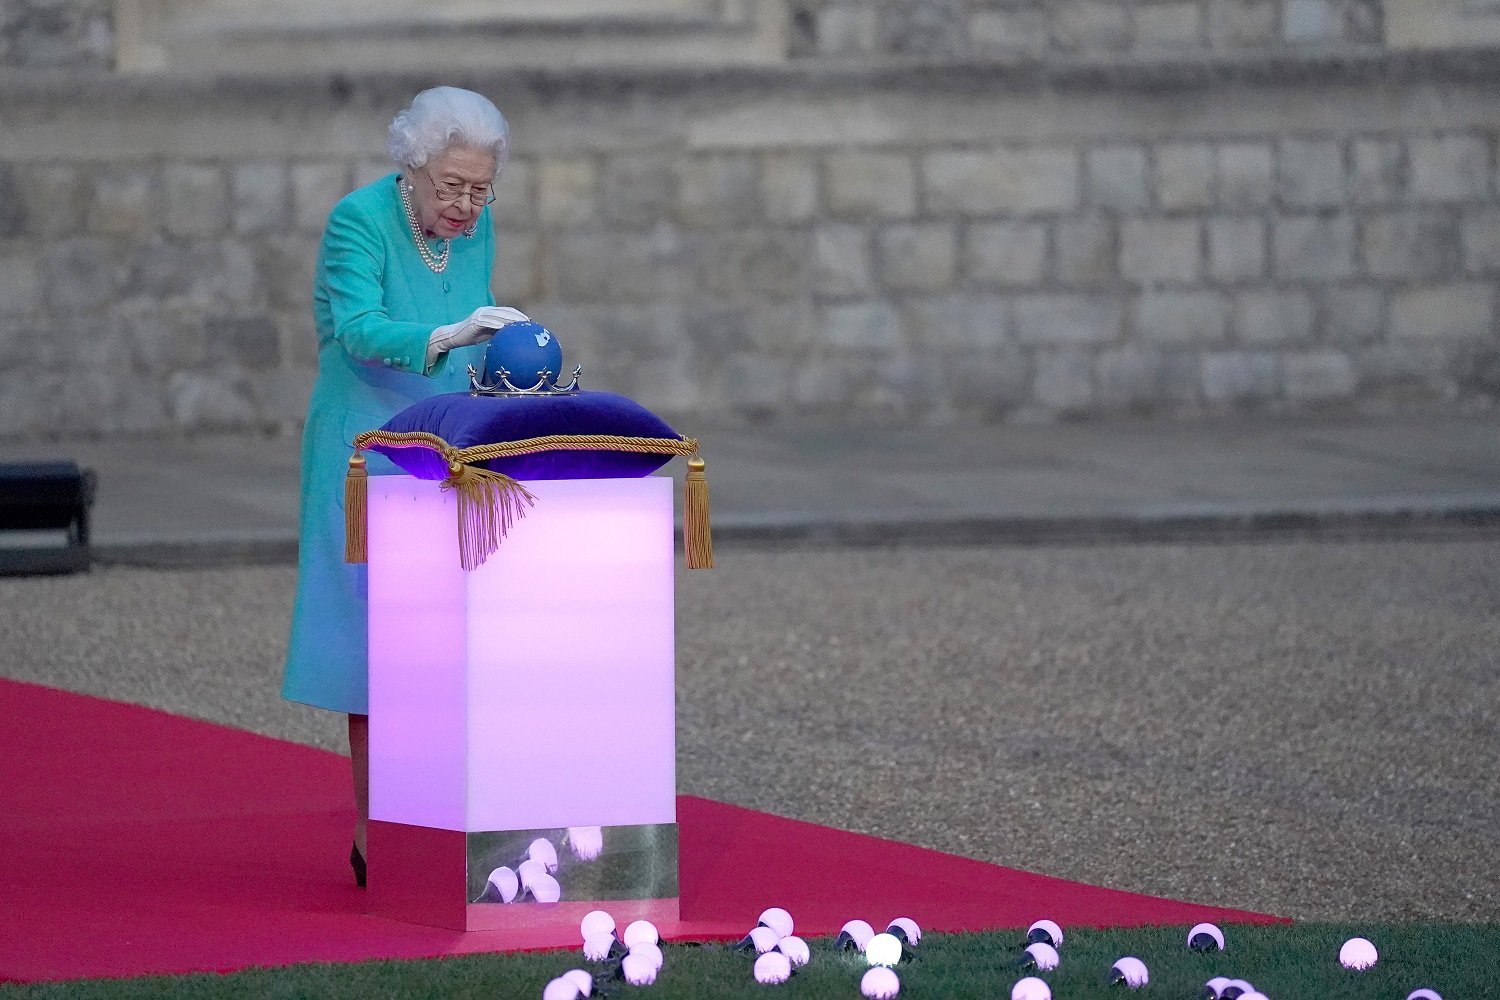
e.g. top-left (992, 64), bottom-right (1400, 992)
top-left (746, 926), bottom-right (780, 954)
top-left (1025, 942), bottom-right (1059, 971)
top-left (1406, 990), bottom-right (1443, 1000)
top-left (542, 976), bottom-right (582, 1000)
top-left (758, 906), bottom-right (795, 938)
top-left (528, 837), bottom-right (559, 873)
top-left (865, 932), bottom-right (902, 967)
top-left (1238, 993), bottom-right (1270, 1000)
top-left (562, 968), bottom-right (594, 996)
top-left (529, 872), bottom-right (561, 903)
top-left (1188, 922), bottom-right (1225, 951)
top-left (754, 951), bottom-right (793, 984)
top-left (777, 936), bottom-right (810, 967)
top-left (629, 942), bottom-right (664, 973)
top-left (1204, 976), bottom-right (1232, 998)
top-left (579, 910), bottom-right (615, 942)
top-left (567, 826), bottom-right (604, 861)
top-left (1339, 936), bottom-right (1378, 970)
top-left (582, 933), bottom-right (616, 961)
top-left (486, 866), bottom-right (519, 903)
top-left (1011, 975), bottom-right (1051, 1000)
top-left (886, 917), bottom-right (922, 945)
top-left (518, 858), bottom-right (548, 890)
top-left (860, 966), bottom-right (900, 999)
top-left (621, 953), bottom-right (657, 986)
top-left (840, 919), bottom-right (876, 949)
top-left (623, 919), bottom-right (660, 949)
top-left (1027, 919), bottom-right (1064, 947)
top-left (1110, 956), bottom-right (1149, 988)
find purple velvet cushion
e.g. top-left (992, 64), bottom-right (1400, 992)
top-left (367, 390), bottom-right (684, 480)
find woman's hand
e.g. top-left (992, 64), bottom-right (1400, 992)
top-left (426, 305), bottom-right (530, 368)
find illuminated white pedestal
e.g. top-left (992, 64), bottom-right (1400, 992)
top-left (365, 475), bottom-right (678, 931)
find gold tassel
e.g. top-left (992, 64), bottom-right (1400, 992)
top-left (344, 453), bottom-right (368, 564)
top-left (684, 455), bottom-right (714, 570)
top-left (441, 462), bottom-right (536, 571)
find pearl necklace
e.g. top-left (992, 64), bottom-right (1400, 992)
top-left (396, 175), bottom-right (450, 273)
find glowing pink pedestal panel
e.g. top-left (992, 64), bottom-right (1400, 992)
top-left (365, 475), bottom-right (678, 931)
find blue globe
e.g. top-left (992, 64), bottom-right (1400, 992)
top-left (482, 321), bottom-right (563, 386)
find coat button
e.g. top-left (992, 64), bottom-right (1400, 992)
top-left (382, 357), bottom-right (391, 366)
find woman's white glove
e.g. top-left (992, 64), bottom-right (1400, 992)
top-left (425, 306), bottom-right (530, 369)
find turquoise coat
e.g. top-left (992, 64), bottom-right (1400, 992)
top-left (282, 173), bottom-right (495, 714)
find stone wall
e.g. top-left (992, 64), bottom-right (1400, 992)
top-left (0, 0), bottom-right (112, 68)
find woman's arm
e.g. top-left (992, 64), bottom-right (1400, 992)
top-left (318, 200), bottom-right (436, 371)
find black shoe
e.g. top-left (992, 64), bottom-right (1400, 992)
top-left (350, 841), bottom-right (367, 888)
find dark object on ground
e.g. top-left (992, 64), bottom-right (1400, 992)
top-left (0, 461), bottom-right (96, 575)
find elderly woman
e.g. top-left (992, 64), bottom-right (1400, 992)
top-left (282, 86), bottom-right (526, 887)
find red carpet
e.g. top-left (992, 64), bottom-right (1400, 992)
top-left (0, 679), bottom-right (1283, 983)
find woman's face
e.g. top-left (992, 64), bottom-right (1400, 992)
top-left (408, 145), bottom-right (497, 239)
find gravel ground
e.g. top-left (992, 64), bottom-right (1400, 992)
top-left (4, 536), bottom-right (1496, 923)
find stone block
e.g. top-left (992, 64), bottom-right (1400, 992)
top-left (538, 158), bottom-right (598, 228)
top-left (161, 163), bottom-right (227, 238)
top-left (493, 229), bottom-right (538, 304)
top-left (1085, 145), bottom-right (1149, 211)
top-left (905, 293), bottom-right (1009, 350)
top-left (1053, 0), bottom-right (1130, 51)
top-left (1361, 210), bottom-right (1461, 280)
top-left (1410, 134), bottom-right (1491, 203)
top-left (676, 154), bottom-right (759, 227)
top-left (1283, 0), bottom-right (1338, 39)
top-left (1391, 283), bottom-right (1494, 339)
top-left (43, 237), bottom-right (125, 313)
top-left (493, 159), bottom-right (535, 230)
top-left (760, 153), bottom-right (820, 223)
top-left (1136, 290), bottom-right (1231, 344)
top-left (1273, 216), bottom-right (1355, 280)
top-left (1054, 217), bottom-right (1116, 286)
top-left (813, 223), bottom-right (875, 296)
top-left (1095, 346), bottom-right (1170, 410)
top-left (89, 165), bottom-right (156, 237)
top-left (685, 299), bottom-right (815, 355)
top-left (553, 227), bottom-right (681, 302)
top-left (1284, 350), bottom-right (1357, 401)
top-left (876, 222), bottom-right (957, 291)
top-left (214, 314), bottom-right (280, 370)
top-left (0, 166), bottom-right (21, 239)
top-left (1202, 351), bottom-right (1281, 403)
top-left (821, 300), bottom-right (903, 350)
top-left (815, 4), bottom-right (880, 55)
top-left (1121, 218), bottom-right (1200, 283)
top-left (965, 220), bottom-right (1048, 287)
top-left (1013, 293), bottom-right (1122, 344)
top-left (1234, 289), bottom-right (1316, 344)
top-left (1032, 349), bottom-right (1096, 412)
top-left (290, 162), bottom-right (350, 235)
top-left (1277, 139), bottom-right (1346, 208)
top-left (1155, 142), bottom-right (1215, 210)
top-left (698, 229), bottom-right (809, 300)
top-left (944, 344), bottom-right (1032, 420)
top-left (924, 147), bottom-right (1080, 215)
top-left (1461, 208), bottom-right (1500, 273)
top-left (1207, 0), bottom-right (1277, 47)
top-left (16, 163), bottom-right (90, 237)
top-left (1134, 2), bottom-right (1204, 47)
top-left (1320, 285), bottom-right (1386, 343)
top-left (1207, 216), bottom-right (1267, 282)
top-left (0, 249), bottom-right (41, 315)
top-left (257, 235), bottom-right (319, 310)
top-left (601, 153), bottom-right (677, 228)
top-left (167, 370), bottom-right (260, 433)
top-left (969, 8), bottom-right (1050, 52)
top-left (1217, 142), bottom-right (1275, 209)
top-left (1351, 139), bottom-right (1404, 205)
top-left (717, 352), bottom-right (790, 416)
top-left (826, 152), bottom-right (916, 219)
top-left (231, 162), bottom-right (289, 236)
top-left (351, 159), bottom-right (394, 191)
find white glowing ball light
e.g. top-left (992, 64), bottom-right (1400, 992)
top-left (1011, 976), bottom-right (1052, 1000)
top-left (567, 826), bottom-right (604, 861)
top-left (1406, 991), bottom-right (1444, 1000)
top-left (486, 866), bottom-right (520, 903)
top-left (629, 941), bottom-right (664, 974)
top-left (1026, 919), bottom-right (1064, 948)
top-left (758, 906), bottom-right (794, 938)
top-left (582, 933), bottom-right (617, 961)
top-left (1024, 942), bottom-right (1060, 971)
top-left (1203, 976), bottom-right (1232, 998)
top-left (623, 919), bottom-right (660, 949)
top-left (528, 837), bottom-right (559, 873)
top-left (562, 969), bottom-right (594, 996)
top-left (777, 935), bottom-right (810, 967)
top-left (1237, 992), bottom-right (1270, 1000)
top-left (621, 953), bottom-right (657, 986)
top-left (838, 919), bottom-right (876, 950)
top-left (1188, 922), bottom-right (1225, 952)
top-left (739, 926), bottom-right (779, 954)
top-left (1339, 936), bottom-right (1378, 970)
top-left (518, 858), bottom-right (549, 890)
top-left (579, 910), bottom-right (615, 942)
top-left (865, 932), bottom-right (903, 968)
top-left (754, 951), bottom-right (793, 985)
top-left (528, 872), bottom-right (561, 903)
top-left (542, 977), bottom-right (582, 1000)
top-left (1110, 956), bottom-right (1149, 988)
top-left (861, 966), bottom-right (901, 1000)
top-left (886, 917), bottom-right (921, 946)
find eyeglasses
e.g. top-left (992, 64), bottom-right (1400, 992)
top-left (423, 169), bottom-right (496, 207)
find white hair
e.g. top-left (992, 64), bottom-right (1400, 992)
top-left (386, 86), bottom-right (509, 177)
